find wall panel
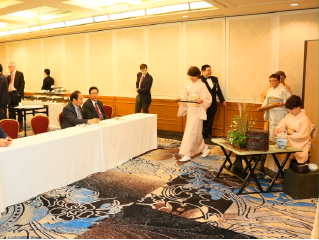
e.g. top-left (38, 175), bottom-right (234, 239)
top-left (25, 39), bottom-right (42, 91)
top-left (64, 34), bottom-right (86, 92)
top-left (43, 37), bottom-right (63, 88)
top-left (227, 14), bottom-right (273, 102)
top-left (148, 23), bottom-right (182, 98)
top-left (116, 28), bottom-right (144, 96)
top-left (0, 44), bottom-right (7, 72)
top-left (277, 10), bottom-right (318, 98)
top-left (88, 31), bottom-right (114, 95)
top-left (8, 41), bottom-right (24, 72)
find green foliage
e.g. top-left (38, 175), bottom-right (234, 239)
top-left (227, 103), bottom-right (256, 149)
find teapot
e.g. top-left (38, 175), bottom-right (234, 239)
top-left (276, 128), bottom-right (288, 149)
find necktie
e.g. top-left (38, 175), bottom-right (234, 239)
top-left (76, 107), bottom-right (82, 119)
top-left (9, 74), bottom-right (14, 92)
top-left (139, 76), bottom-right (144, 89)
top-left (94, 103), bottom-right (104, 120)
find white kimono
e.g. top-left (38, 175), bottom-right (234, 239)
top-left (178, 80), bottom-right (212, 156)
top-left (262, 83), bottom-right (291, 141)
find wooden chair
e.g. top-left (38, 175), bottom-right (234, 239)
top-left (103, 105), bottom-right (113, 119)
top-left (0, 119), bottom-right (19, 139)
top-left (58, 112), bottom-right (63, 128)
top-left (30, 115), bottom-right (49, 135)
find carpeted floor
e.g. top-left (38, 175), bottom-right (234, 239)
top-left (0, 138), bottom-right (317, 239)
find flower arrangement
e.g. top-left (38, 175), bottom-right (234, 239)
top-left (227, 102), bottom-right (256, 149)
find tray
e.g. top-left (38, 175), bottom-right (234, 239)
top-left (175, 100), bottom-right (198, 103)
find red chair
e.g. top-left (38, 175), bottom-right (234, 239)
top-left (58, 112), bottom-right (63, 128)
top-left (0, 119), bottom-right (19, 139)
top-left (30, 115), bottom-right (49, 135)
top-left (103, 105), bottom-right (113, 119)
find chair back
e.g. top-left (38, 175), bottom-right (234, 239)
top-left (103, 105), bottom-right (113, 119)
top-left (30, 115), bottom-right (49, 135)
top-left (58, 112), bottom-right (63, 128)
top-left (0, 119), bottom-right (19, 139)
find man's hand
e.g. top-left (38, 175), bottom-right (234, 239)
top-left (223, 101), bottom-right (227, 107)
top-left (136, 88), bottom-right (139, 93)
top-left (88, 118), bottom-right (99, 124)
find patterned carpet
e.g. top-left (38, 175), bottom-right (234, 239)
top-left (0, 138), bottom-right (317, 239)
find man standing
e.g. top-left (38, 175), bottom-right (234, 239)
top-left (135, 64), bottom-right (153, 113)
top-left (200, 65), bottom-right (227, 138)
top-left (82, 86), bottom-right (108, 120)
top-left (41, 69), bottom-right (54, 91)
top-left (7, 62), bottom-right (24, 129)
top-left (0, 64), bottom-right (10, 120)
top-left (62, 90), bottom-right (99, 129)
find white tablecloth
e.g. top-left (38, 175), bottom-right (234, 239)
top-left (0, 113), bottom-right (157, 213)
top-left (21, 100), bottom-right (66, 129)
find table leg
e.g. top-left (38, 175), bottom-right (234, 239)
top-left (216, 146), bottom-right (233, 178)
top-left (237, 155), bottom-right (263, 194)
top-left (266, 153), bottom-right (291, 192)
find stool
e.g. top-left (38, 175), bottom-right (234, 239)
top-left (283, 169), bottom-right (318, 199)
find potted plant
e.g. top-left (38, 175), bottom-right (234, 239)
top-left (227, 103), bottom-right (256, 149)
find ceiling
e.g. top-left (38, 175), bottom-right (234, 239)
top-left (0, 0), bottom-right (317, 42)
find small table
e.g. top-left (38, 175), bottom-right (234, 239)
top-left (10, 105), bottom-right (49, 137)
top-left (212, 138), bottom-right (302, 195)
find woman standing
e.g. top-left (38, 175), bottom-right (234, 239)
top-left (262, 74), bottom-right (291, 141)
top-left (176, 66), bottom-right (212, 162)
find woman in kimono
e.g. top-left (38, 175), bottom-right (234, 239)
top-left (262, 74), bottom-right (291, 141)
top-left (265, 95), bottom-right (313, 172)
top-left (261, 71), bottom-right (292, 102)
top-left (176, 66), bottom-right (212, 162)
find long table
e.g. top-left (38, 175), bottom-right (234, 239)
top-left (0, 113), bottom-right (157, 213)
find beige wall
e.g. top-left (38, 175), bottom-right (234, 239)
top-left (0, 9), bottom-right (317, 102)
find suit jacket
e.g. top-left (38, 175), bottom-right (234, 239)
top-left (200, 75), bottom-right (225, 105)
top-left (82, 99), bottom-right (108, 120)
top-left (62, 102), bottom-right (88, 129)
top-left (7, 70), bottom-right (25, 97)
top-left (0, 125), bottom-right (8, 139)
top-left (42, 76), bottom-right (54, 91)
top-left (136, 72), bottom-right (153, 105)
top-left (0, 73), bottom-right (10, 107)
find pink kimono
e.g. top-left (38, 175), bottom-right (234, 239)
top-left (178, 80), bottom-right (212, 156)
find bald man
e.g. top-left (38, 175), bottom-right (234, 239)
top-left (7, 62), bottom-right (25, 129)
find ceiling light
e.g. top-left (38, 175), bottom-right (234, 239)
top-left (190, 1), bottom-right (214, 9)
top-left (93, 15), bottom-right (109, 22)
top-left (109, 9), bottom-right (146, 20)
top-left (290, 3), bottom-right (298, 6)
top-left (40, 22), bottom-right (65, 30)
top-left (30, 26), bottom-right (41, 32)
top-left (65, 17), bottom-right (94, 27)
top-left (146, 3), bottom-right (189, 15)
top-left (183, 15), bottom-right (188, 17)
top-left (0, 22), bottom-right (7, 28)
top-left (0, 31), bottom-right (11, 37)
top-left (9, 10), bottom-right (36, 18)
top-left (10, 28), bottom-right (31, 35)
top-left (40, 15), bottom-right (60, 21)
top-left (110, 25), bottom-right (115, 27)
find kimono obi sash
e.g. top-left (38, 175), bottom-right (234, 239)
top-left (269, 98), bottom-right (284, 111)
top-left (188, 93), bottom-right (200, 107)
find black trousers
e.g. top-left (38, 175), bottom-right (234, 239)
top-left (0, 106), bottom-right (7, 120)
top-left (9, 91), bottom-right (22, 124)
top-left (135, 95), bottom-right (150, 113)
top-left (203, 102), bottom-right (217, 136)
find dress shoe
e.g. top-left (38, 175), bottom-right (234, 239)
top-left (180, 155), bottom-right (191, 162)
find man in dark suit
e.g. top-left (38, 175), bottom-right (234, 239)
top-left (135, 63), bottom-right (153, 113)
top-left (7, 62), bottom-right (25, 128)
top-left (201, 65), bottom-right (227, 139)
top-left (0, 124), bottom-right (12, 147)
top-left (83, 86), bottom-right (108, 120)
top-left (62, 90), bottom-right (99, 129)
top-left (0, 64), bottom-right (10, 120)
top-left (42, 69), bottom-right (54, 91)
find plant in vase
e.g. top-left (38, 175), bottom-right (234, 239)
top-left (227, 102), bottom-right (256, 149)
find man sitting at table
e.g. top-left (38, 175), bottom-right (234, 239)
top-left (82, 86), bottom-right (108, 120)
top-left (0, 125), bottom-right (12, 147)
top-left (62, 90), bottom-right (99, 129)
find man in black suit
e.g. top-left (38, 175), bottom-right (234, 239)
top-left (82, 86), bottom-right (108, 120)
top-left (7, 62), bottom-right (25, 128)
top-left (0, 64), bottom-right (10, 120)
top-left (135, 63), bottom-right (153, 113)
top-left (42, 69), bottom-right (54, 91)
top-left (201, 65), bottom-right (227, 139)
top-left (0, 124), bottom-right (12, 147)
top-left (62, 90), bottom-right (99, 129)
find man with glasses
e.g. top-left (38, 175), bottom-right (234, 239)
top-left (83, 86), bottom-right (108, 120)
